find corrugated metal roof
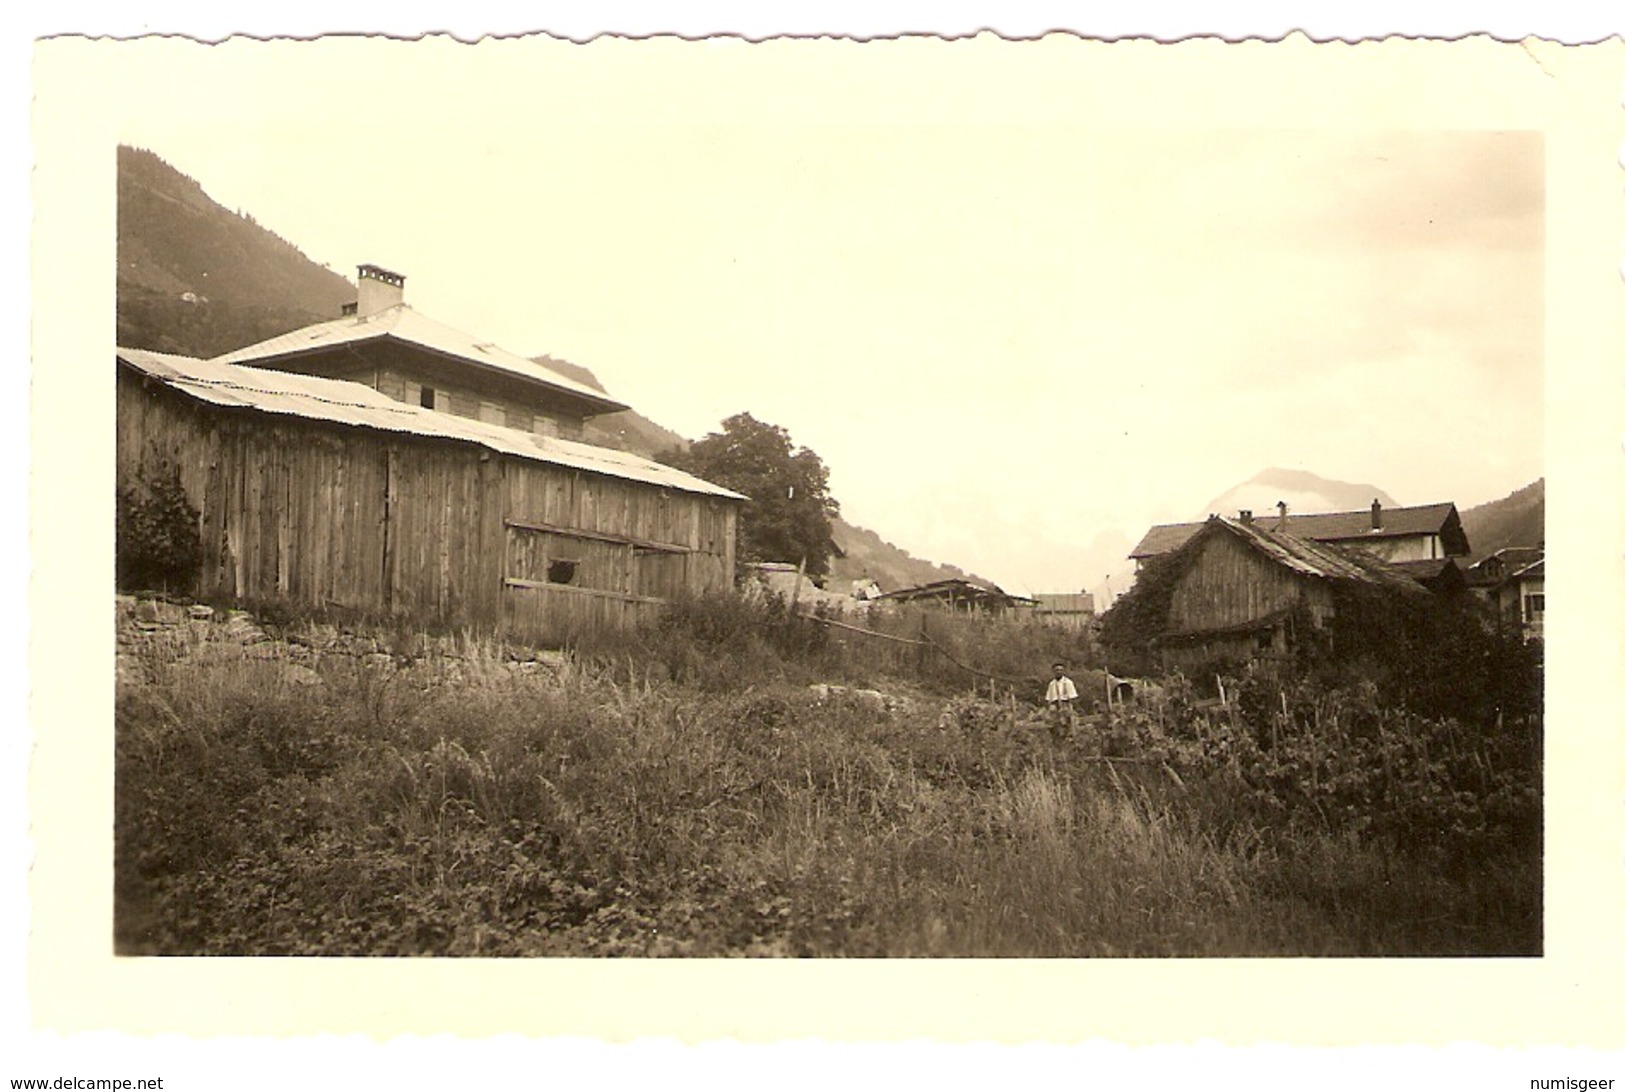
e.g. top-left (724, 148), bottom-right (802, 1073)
top-left (1130, 502), bottom-right (1464, 559)
top-left (118, 348), bottom-right (745, 502)
top-left (209, 304), bottom-right (628, 414)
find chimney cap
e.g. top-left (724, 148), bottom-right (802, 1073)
top-left (1238, 509), bottom-right (1253, 523)
top-left (357, 263), bottom-right (405, 288)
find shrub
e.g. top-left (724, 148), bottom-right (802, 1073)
top-left (116, 461), bottom-right (202, 593)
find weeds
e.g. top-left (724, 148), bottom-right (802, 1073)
top-left (115, 601), bottom-right (1540, 957)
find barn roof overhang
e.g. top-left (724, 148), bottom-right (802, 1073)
top-left (118, 348), bottom-right (744, 502)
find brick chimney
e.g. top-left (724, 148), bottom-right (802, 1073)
top-left (1276, 500), bottom-right (1288, 531)
top-left (1238, 509), bottom-right (1253, 524)
top-left (1370, 498), bottom-right (1383, 531)
top-left (355, 263), bottom-right (405, 317)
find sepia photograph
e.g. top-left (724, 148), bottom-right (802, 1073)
top-left (23, 22), bottom-right (1625, 1052)
top-left (106, 38), bottom-right (1548, 960)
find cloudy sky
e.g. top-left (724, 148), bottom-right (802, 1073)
top-left (95, 35), bottom-right (1544, 593)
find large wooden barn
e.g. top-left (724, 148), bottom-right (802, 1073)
top-left (1150, 515), bottom-right (1432, 673)
top-left (116, 348), bottom-right (743, 643)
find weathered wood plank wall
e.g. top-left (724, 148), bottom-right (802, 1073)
top-left (1165, 532), bottom-right (1331, 634)
top-left (118, 368), bottom-right (737, 643)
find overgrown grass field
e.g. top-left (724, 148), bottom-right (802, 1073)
top-left (115, 594), bottom-right (1540, 957)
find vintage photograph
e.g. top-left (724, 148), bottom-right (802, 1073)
top-left (101, 35), bottom-right (1551, 960)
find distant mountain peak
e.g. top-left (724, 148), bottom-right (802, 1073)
top-left (1199, 468), bottom-right (1398, 520)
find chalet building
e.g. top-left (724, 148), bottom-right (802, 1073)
top-left (1149, 514), bottom-right (1431, 674)
top-left (1029, 592), bottom-right (1097, 632)
top-left (876, 578), bottom-right (1033, 615)
top-left (1466, 547), bottom-right (1545, 641)
top-left (1130, 499), bottom-right (1470, 570)
top-left (117, 348), bottom-right (743, 644)
top-left (212, 264), bottom-right (624, 442)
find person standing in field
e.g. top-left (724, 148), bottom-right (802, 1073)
top-left (1045, 662), bottom-right (1078, 743)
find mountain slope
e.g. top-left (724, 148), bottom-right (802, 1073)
top-left (117, 146), bottom-right (355, 357)
top-left (1458, 478), bottom-right (1544, 564)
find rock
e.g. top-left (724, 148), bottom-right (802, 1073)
top-left (279, 663), bottom-right (324, 687)
top-left (187, 604), bottom-right (215, 620)
top-left (851, 689), bottom-right (886, 712)
top-left (223, 613), bottom-right (270, 644)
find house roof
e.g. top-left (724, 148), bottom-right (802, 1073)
top-left (209, 304), bottom-right (629, 416)
top-left (1464, 546), bottom-right (1544, 588)
top-left (877, 578), bottom-right (1034, 608)
top-left (1391, 558), bottom-right (1467, 593)
top-left (1465, 544), bottom-right (1543, 572)
top-left (1510, 557), bottom-right (1544, 581)
top-left (118, 348), bottom-right (744, 502)
top-left (1390, 558), bottom-right (1455, 580)
top-left (1130, 502), bottom-right (1468, 559)
top-left (1193, 517), bottom-right (1430, 596)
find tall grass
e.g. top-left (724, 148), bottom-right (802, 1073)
top-left (114, 604), bottom-right (1538, 956)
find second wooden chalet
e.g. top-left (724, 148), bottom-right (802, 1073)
top-left (1148, 514), bottom-right (1434, 673)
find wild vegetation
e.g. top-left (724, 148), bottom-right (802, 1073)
top-left (115, 590), bottom-right (1539, 957)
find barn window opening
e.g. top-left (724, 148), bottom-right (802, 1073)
top-left (546, 559), bottom-right (579, 585)
top-left (419, 385), bottom-right (436, 409)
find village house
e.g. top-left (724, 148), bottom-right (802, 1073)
top-left (117, 347), bottom-right (743, 644)
top-left (212, 264), bottom-right (624, 441)
top-left (1146, 514), bottom-right (1433, 674)
top-left (1130, 499), bottom-right (1471, 570)
top-left (1465, 547), bottom-right (1545, 641)
top-left (1028, 592), bottom-right (1097, 632)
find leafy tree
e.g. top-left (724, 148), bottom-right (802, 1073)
top-left (667, 412), bottom-right (840, 577)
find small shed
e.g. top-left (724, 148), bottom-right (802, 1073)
top-left (117, 348), bottom-right (744, 644)
top-left (876, 578), bottom-right (1033, 615)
